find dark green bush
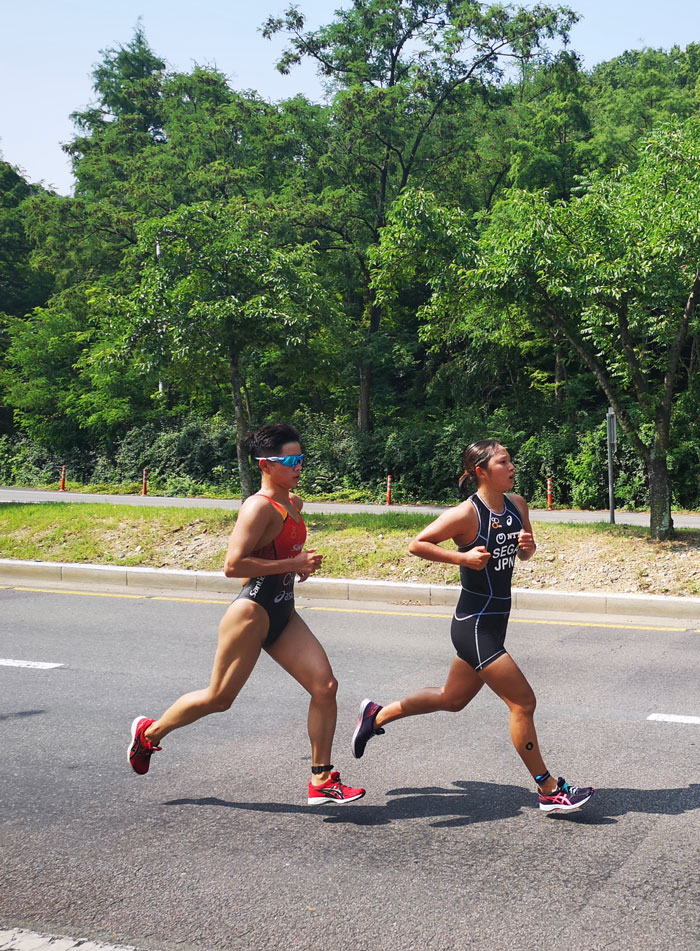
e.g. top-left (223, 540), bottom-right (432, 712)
top-left (0, 434), bottom-right (65, 485)
top-left (1, 409), bottom-right (698, 512)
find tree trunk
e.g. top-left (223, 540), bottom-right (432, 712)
top-left (230, 354), bottom-right (254, 500)
top-left (554, 345), bottom-right (566, 411)
top-left (648, 446), bottom-right (674, 541)
top-left (645, 274), bottom-right (700, 540)
top-left (357, 299), bottom-right (381, 433)
top-left (357, 363), bottom-right (371, 432)
top-left (242, 380), bottom-right (253, 425)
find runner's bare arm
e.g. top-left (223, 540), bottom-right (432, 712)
top-left (224, 497), bottom-right (321, 578)
top-left (510, 494), bottom-right (537, 561)
top-left (408, 502), bottom-right (489, 569)
top-left (288, 494), bottom-right (316, 581)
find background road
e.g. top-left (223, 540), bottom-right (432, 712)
top-left (2, 485), bottom-right (700, 527)
top-left (1, 585), bottom-right (699, 951)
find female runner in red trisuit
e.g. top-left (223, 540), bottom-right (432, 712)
top-left (129, 422), bottom-right (365, 805)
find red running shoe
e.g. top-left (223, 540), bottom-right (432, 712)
top-left (307, 770), bottom-right (365, 805)
top-left (128, 716), bottom-right (161, 775)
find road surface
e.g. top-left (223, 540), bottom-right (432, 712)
top-left (1, 583), bottom-right (699, 950)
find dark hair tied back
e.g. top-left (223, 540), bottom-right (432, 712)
top-left (458, 439), bottom-right (502, 494)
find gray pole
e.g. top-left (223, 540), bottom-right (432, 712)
top-left (606, 407), bottom-right (617, 524)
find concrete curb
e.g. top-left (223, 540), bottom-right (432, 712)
top-left (1, 558), bottom-right (699, 618)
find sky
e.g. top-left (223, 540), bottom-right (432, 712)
top-left (1, 0), bottom-right (700, 196)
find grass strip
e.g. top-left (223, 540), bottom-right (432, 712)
top-left (1, 502), bottom-right (699, 597)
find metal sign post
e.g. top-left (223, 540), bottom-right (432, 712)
top-left (606, 407), bottom-right (617, 524)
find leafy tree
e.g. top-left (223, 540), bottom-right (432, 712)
top-left (100, 200), bottom-right (337, 497)
top-left (263, 0), bottom-right (578, 431)
top-left (22, 26), bottom-right (167, 289)
top-left (427, 120), bottom-right (700, 538)
top-left (2, 287), bottom-right (91, 453)
top-left (0, 160), bottom-right (55, 434)
top-left (372, 187), bottom-right (590, 432)
top-left (0, 161), bottom-right (53, 317)
top-left (506, 50), bottom-right (591, 199)
top-left (586, 45), bottom-right (700, 172)
top-left (159, 71), bottom-right (329, 204)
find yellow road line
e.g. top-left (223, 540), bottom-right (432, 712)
top-left (13, 586), bottom-right (146, 600)
top-left (4, 585), bottom-right (691, 632)
top-left (151, 596), bottom-right (229, 604)
top-left (303, 604), bottom-right (686, 632)
top-left (511, 617), bottom-right (683, 632)
top-left (305, 605), bottom-right (450, 619)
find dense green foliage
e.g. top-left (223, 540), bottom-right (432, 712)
top-left (1, 6), bottom-right (699, 533)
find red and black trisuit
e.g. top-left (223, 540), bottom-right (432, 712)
top-left (234, 493), bottom-right (307, 647)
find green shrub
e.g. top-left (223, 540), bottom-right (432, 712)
top-left (2, 407), bottom-right (699, 513)
top-left (565, 424), bottom-right (609, 509)
top-left (0, 434), bottom-right (62, 485)
top-left (514, 427), bottom-right (578, 507)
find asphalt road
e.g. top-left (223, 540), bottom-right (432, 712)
top-left (1, 585), bottom-right (699, 951)
top-left (3, 486), bottom-right (700, 527)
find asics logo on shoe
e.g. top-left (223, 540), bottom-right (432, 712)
top-left (321, 785), bottom-right (346, 800)
top-left (307, 776), bottom-right (366, 805)
top-left (538, 776), bottom-right (594, 813)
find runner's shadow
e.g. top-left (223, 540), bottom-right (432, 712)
top-left (448, 781), bottom-right (700, 824)
top-left (166, 780), bottom-right (581, 826)
top-left (582, 783), bottom-right (700, 819)
top-left (165, 782), bottom-right (700, 826)
top-left (0, 709), bottom-right (46, 722)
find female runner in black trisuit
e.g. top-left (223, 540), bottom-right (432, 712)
top-left (128, 422), bottom-right (364, 805)
top-left (352, 440), bottom-right (594, 814)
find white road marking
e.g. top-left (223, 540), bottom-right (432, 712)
top-left (647, 713), bottom-right (700, 725)
top-left (0, 926), bottom-right (151, 950)
top-left (0, 658), bottom-right (63, 669)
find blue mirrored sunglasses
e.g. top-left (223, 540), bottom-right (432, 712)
top-left (255, 454), bottom-right (305, 467)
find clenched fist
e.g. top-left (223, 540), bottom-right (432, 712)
top-left (462, 545), bottom-right (491, 570)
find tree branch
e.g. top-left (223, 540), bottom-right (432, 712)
top-left (535, 284), bottom-right (649, 460)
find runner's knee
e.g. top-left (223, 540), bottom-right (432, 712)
top-left (205, 689), bottom-right (236, 713)
top-left (441, 691), bottom-right (469, 713)
top-left (311, 675), bottom-right (338, 704)
top-left (513, 692), bottom-right (536, 717)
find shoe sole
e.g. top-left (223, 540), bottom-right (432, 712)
top-left (128, 715), bottom-right (149, 774)
top-left (307, 789), bottom-right (366, 806)
top-left (351, 697), bottom-right (373, 759)
top-left (540, 791), bottom-right (594, 814)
